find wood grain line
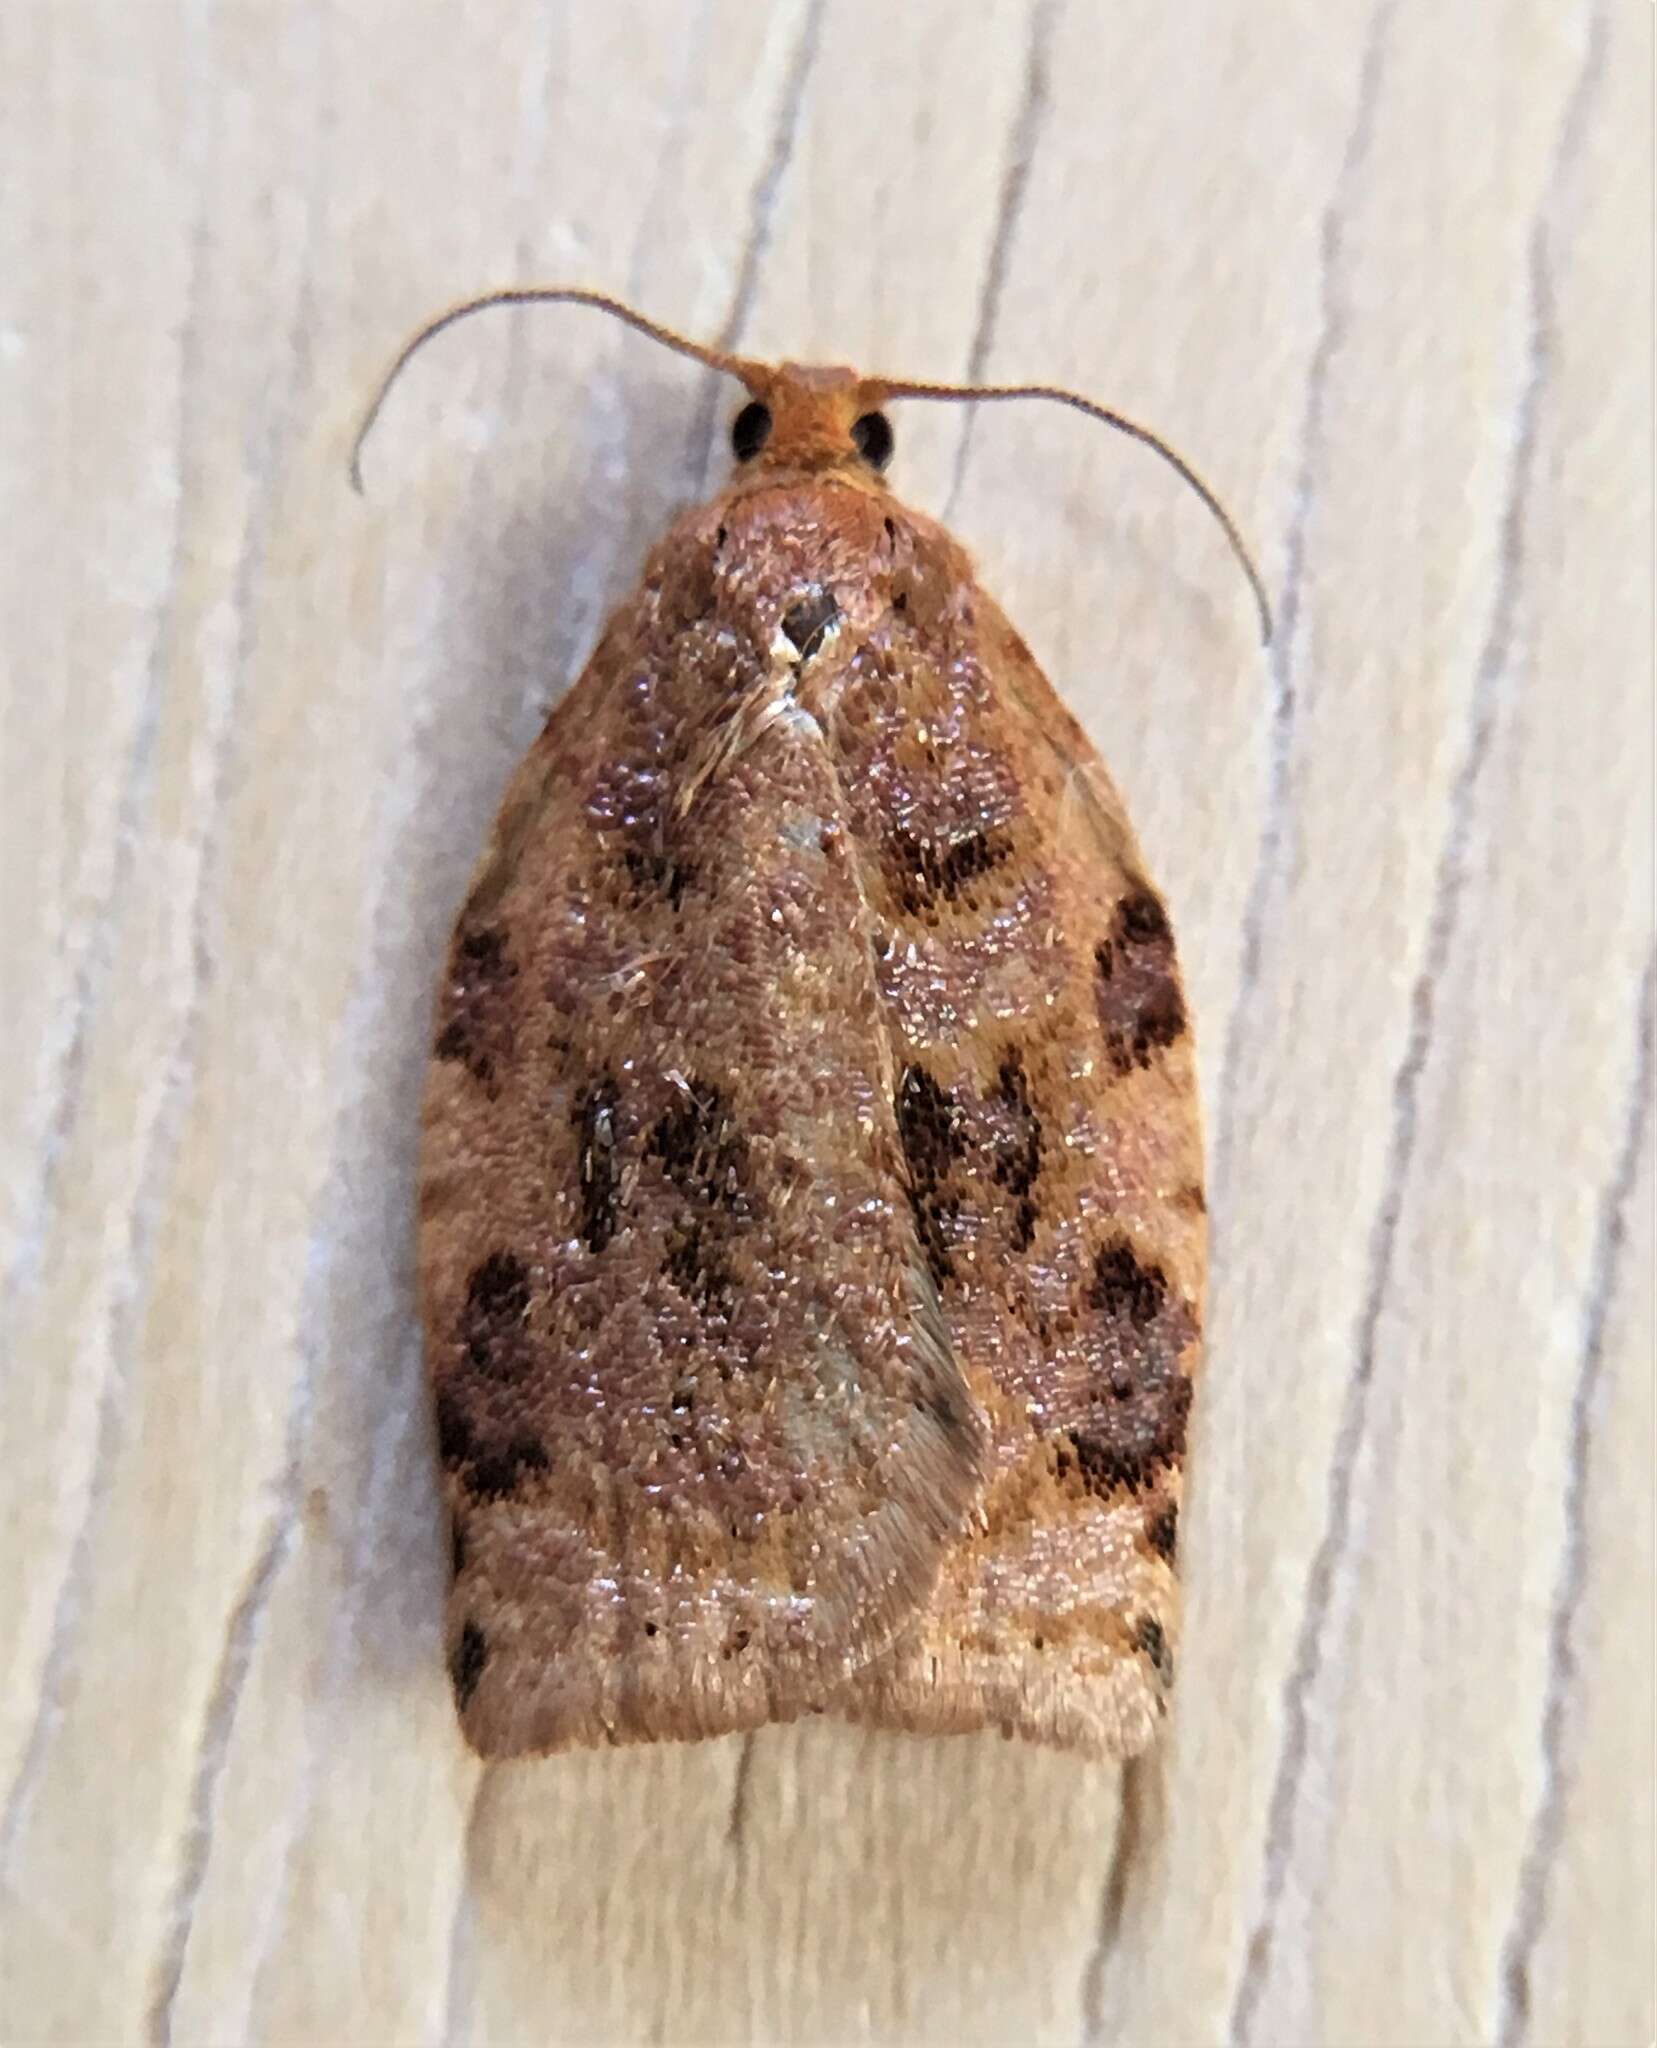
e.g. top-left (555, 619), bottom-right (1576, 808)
top-left (0, 191), bottom-right (212, 1349)
top-left (1210, 0), bottom-right (1393, 1206)
top-left (143, 1466), bottom-right (309, 2047)
top-left (1079, 1758), bottom-right (1143, 2041)
top-left (0, 165), bottom-right (223, 1873)
top-left (440, 1770), bottom-right (488, 2048)
top-left (500, 1), bottom-right (562, 419)
top-left (1492, 942), bottom-right (1655, 2048)
top-left (683, 0), bottom-right (827, 485)
top-left (724, 1729), bottom-right (758, 1851)
top-left (237, 1338), bottom-right (429, 2041)
top-left (715, 0), bottom-right (824, 360)
top-left (1226, 16), bottom-right (1609, 2041)
top-left (126, 34), bottom-right (336, 2027)
top-left (942, 0), bottom-right (1058, 521)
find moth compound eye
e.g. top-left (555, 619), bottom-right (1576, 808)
top-left (731, 401), bottom-right (772, 461)
top-left (851, 411), bottom-right (894, 471)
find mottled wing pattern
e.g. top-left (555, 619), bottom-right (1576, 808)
top-left (419, 508), bottom-right (985, 1757)
top-left (816, 506), bottom-right (1204, 1758)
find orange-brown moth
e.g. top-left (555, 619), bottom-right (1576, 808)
top-left (353, 289), bottom-right (1269, 1760)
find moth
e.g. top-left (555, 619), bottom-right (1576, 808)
top-left (354, 289), bottom-right (1269, 1760)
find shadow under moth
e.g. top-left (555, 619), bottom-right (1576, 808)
top-left (354, 289), bottom-right (1270, 1760)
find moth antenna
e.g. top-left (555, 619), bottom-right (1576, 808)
top-left (348, 287), bottom-right (758, 495)
top-left (877, 378), bottom-right (1273, 645)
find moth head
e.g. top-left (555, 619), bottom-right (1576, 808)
top-left (728, 364), bottom-right (896, 483)
top-left (347, 286), bottom-right (1270, 644)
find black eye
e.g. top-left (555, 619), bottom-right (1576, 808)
top-left (851, 411), bottom-right (894, 470)
top-left (731, 401), bottom-right (772, 461)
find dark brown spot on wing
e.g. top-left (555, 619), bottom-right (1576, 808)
top-left (435, 1389), bottom-right (474, 1469)
top-left (1134, 1613), bottom-right (1173, 1681)
top-left (468, 1434), bottom-right (550, 1502)
top-left (434, 926), bottom-right (519, 1087)
top-left (1063, 1387), bottom-right (1191, 1498)
top-left (648, 1078), bottom-right (751, 1214)
top-left (1147, 1503), bottom-right (1179, 1562)
top-left (450, 1620), bottom-right (488, 1708)
top-left (574, 1078), bottom-right (622, 1252)
top-left (663, 1218), bottom-right (735, 1317)
top-left (461, 1252), bottom-right (531, 1376)
top-left (1094, 887), bottom-right (1187, 1074)
top-left (896, 1064), bottom-right (967, 1286)
top-left (988, 1049), bottom-right (1043, 1250)
top-left (1061, 1234), bottom-right (1197, 1496)
top-left (648, 1079), bottom-right (755, 1318)
top-left (888, 825), bottom-right (1014, 916)
top-left (1089, 1241), bottom-right (1167, 1326)
top-left (896, 1066), bottom-right (965, 1184)
top-left (623, 846), bottom-right (697, 908)
top-left (438, 1372), bottom-right (551, 1504)
top-left (1119, 892), bottom-right (1170, 945)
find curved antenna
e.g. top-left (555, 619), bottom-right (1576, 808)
top-left (348, 287), bottom-right (758, 494)
top-left (879, 377), bottom-right (1273, 645)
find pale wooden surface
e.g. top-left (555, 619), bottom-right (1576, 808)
top-left (2, 4), bottom-right (1651, 2044)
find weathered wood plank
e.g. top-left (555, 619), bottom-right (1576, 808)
top-left (1, 3), bottom-right (1647, 2043)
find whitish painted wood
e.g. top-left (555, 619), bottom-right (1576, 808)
top-left (1, 3), bottom-right (1649, 2044)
